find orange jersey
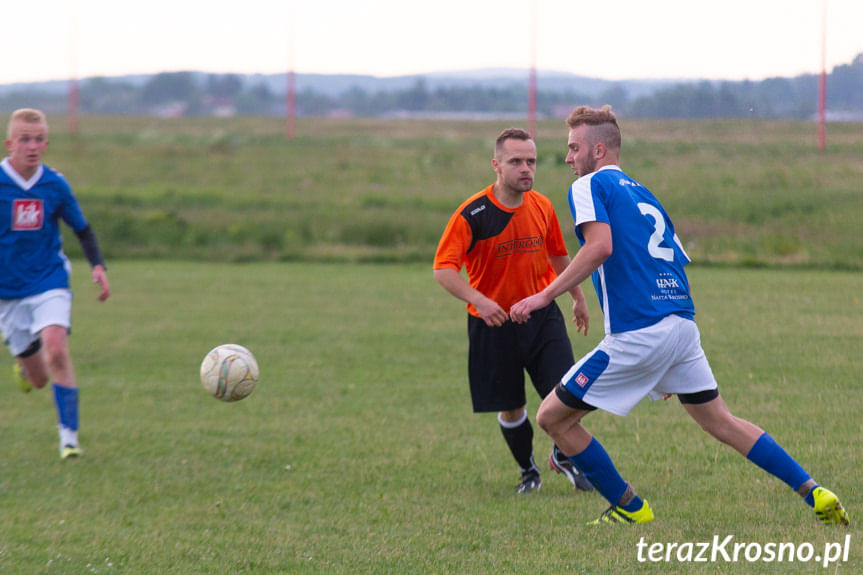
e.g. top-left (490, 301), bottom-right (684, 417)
top-left (434, 185), bottom-right (569, 317)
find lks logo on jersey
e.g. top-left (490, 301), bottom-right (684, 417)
top-left (12, 199), bottom-right (44, 230)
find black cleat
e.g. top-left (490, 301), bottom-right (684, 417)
top-left (550, 446), bottom-right (594, 492)
top-left (516, 469), bottom-right (542, 494)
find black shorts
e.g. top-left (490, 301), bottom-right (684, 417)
top-left (467, 301), bottom-right (574, 413)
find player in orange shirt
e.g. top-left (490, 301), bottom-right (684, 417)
top-left (434, 128), bottom-right (593, 494)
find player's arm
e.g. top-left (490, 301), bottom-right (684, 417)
top-left (75, 225), bottom-right (110, 301)
top-left (548, 253), bottom-right (589, 336)
top-left (433, 268), bottom-right (508, 327)
top-left (511, 221), bottom-right (612, 323)
top-left (548, 254), bottom-right (585, 300)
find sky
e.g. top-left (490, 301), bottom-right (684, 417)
top-left (3, 0), bottom-right (862, 86)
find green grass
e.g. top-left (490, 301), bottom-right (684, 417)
top-left (1, 261), bottom-right (859, 573)
top-left (37, 116), bottom-right (863, 268)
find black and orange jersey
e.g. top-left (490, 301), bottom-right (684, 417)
top-left (434, 184), bottom-right (569, 317)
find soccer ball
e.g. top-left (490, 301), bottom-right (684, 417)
top-left (200, 344), bottom-right (259, 402)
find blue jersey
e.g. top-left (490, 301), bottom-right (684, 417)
top-left (568, 165), bottom-right (694, 334)
top-left (0, 158), bottom-right (89, 300)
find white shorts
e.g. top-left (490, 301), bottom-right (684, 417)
top-left (561, 314), bottom-right (717, 416)
top-left (0, 289), bottom-right (72, 356)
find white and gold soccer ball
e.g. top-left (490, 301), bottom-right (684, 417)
top-left (200, 344), bottom-right (259, 402)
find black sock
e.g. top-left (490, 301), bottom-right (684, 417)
top-left (499, 416), bottom-right (535, 473)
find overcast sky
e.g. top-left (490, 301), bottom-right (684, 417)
top-left (3, 0), bottom-right (861, 85)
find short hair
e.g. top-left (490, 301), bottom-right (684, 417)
top-left (494, 127), bottom-right (532, 157)
top-left (565, 105), bottom-right (621, 151)
top-left (7, 108), bottom-right (48, 139)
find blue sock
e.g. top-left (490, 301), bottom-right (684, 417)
top-left (52, 384), bottom-right (79, 431)
top-left (746, 433), bottom-right (811, 497)
top-left (570, 437), bottom-right (641, 510)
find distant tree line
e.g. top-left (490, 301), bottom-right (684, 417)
top-left (1, 54), bottom-right (860, 120)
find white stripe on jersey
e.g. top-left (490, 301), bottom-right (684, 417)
top-left (570, 175), bottom-right (598, 227)
top-left (597, 264), bottom-right (611, 334)
top-left (673, 233), bottom-right (690, 264)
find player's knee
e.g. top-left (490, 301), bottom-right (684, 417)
top-left (697, 419), bottom-right (725, 441)
top-left (538, 382), bottom-right (594, 436)
top-left (681, 390), bottom-right (732, 439)
top-left (498, 407), bottom-right (526, 424)
top-left (31, 371), bottom-right (51, 388)
top-left (535, 406), bottom-right (554, 434)
top-left (19, 362), bottom-right (50, 388)
top-left (698, 413), bottom-right (740, 444)
top-left (42, 344), bottom-right (71, 375)
top-left (536, 401), bottom-right (569, 437)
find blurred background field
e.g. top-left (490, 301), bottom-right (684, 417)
top-left (46, 116), bottom-right (863, 269)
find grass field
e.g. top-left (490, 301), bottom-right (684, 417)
top-left (1, 261), bottom-right (859, 573)
top-left (39, 115), bottom-right (863, 269)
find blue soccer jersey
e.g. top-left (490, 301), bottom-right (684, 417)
top-left (568, 165), bottom-right (694, 334)
top-left (0, 158), bottom-right (89, 300)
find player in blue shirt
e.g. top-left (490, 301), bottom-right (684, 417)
top-left (1, 108), bottom-right (110, 459)
top-left (510, 105), bottom-right (849, 526)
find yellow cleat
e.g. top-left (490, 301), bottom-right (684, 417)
top-left (13, 363), bottom-right (32, 393)
top-left (813, 487), bottom-right (850, 526)
top-left (589, 499), bottom-right (654, 525)
top-left (60, 445), bottom-right (83, 460)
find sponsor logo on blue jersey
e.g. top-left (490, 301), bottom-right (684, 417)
top-left (12, 199), bottom-right (43, 230)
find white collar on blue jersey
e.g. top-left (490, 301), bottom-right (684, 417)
top-left (1, 157), bottom-right (44, 191)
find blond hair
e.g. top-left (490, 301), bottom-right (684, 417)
top-left (565, 105), bottom-right (621, 151)
top-left (7, 108), bottom-right (48, 139)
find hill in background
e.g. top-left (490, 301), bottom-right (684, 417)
top-left (1, 53), bottom-right (861, 120)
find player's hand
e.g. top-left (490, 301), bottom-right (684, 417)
top-left (572, 297), bottom-right (589, 336)
top-left (476, 297), bottom-right (508, 327)
top-left (509, 292), bottom-right (550, 324)
top-left (92, 265), bottom-right (110, 301)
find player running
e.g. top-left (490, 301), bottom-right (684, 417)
top-left (510, 105), bottom-right (849, 525)
top-left (1, 108), bottom-right (110, 459)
